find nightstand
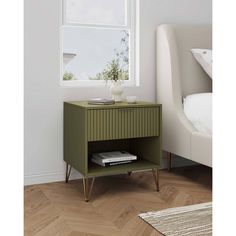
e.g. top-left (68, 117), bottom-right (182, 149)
top-left (64, 101), bottom-right (162, 201)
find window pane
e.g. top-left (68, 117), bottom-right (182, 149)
top-left (65, 0), bottom-right (127, 26)
top-left (63, 27), bottom-right (129, 81)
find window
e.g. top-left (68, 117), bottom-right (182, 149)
top-left (64, 0), bottom-right (127, 26)
top-left (61, 0), bottom-right (139, 87)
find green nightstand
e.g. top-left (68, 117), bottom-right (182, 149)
top-left (64, 101), bottom-right (162, 201)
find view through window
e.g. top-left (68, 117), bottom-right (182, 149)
top-left (62, 0), bottom-right (137, 85)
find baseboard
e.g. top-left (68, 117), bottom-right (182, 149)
top-left (24, 170), bottom-right (82, 186)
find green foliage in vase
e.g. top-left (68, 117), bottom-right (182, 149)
top-left (90, 31), bottom-right (129, 81)
top-left (63, 71), bottom-right (75, 81)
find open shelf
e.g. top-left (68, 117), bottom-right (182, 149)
top-left (87, 137), bottom-right (161, 177)
top-left (87, 159), bottom-right (158, 177)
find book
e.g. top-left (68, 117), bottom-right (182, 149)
top-left (88, 98), bottom-right (115, 105)
top-left (91, 158), bottom-right (132, 167)
top-left (92, 151), bottom-right (137, 163)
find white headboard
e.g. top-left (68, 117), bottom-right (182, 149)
top-left (156, 24), bottom-right (212, 157)
top-left (156, 24), bottom-right (212, 106)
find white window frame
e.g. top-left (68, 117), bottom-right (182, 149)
top-left (60, 0), bottom-right (139, 87)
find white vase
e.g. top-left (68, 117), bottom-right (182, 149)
top-left (110, 81), bottom-right (124, 102)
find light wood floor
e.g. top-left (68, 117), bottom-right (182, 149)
top-left (24, 165), bottom-right (212, 236)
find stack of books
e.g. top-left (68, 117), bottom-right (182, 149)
top-left (88, 98), bottom-right (115, 105)
top-left (91, 151), bottom-right (137, 167)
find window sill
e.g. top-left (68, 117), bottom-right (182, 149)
top-left (60, 80), bottom-right (139, 88)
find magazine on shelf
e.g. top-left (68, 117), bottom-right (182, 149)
top-left (92, 151), bottom-right (137, 163)
top-left (91, 158), bottom-right (132, 167)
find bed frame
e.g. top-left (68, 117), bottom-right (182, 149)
top-left (156, 24), bottom-right (212, 167)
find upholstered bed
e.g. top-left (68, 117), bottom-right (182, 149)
top-left (156, 24), bottom-right (212, 167)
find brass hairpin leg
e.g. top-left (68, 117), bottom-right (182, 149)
top-left (152, 168), bottom-right (160, 191)
top-left (83, 177), bottom-right (95, 202)
top-left (65, 163), bottom-right (72, 183)
top-left (167, 152), bottom-right (172, 172)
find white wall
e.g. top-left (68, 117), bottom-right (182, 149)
top-left (24, 0), bottom-right (212, 185)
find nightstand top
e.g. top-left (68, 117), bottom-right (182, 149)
top-left (65, 101), bottom-right (161, 109)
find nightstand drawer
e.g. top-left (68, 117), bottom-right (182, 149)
top-left (87, 107), bottom-right (160, 141)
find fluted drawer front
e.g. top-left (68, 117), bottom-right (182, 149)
top-left (87, 107), bottom-right (159, 141)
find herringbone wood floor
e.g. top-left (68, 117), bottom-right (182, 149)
top-left (25, 165), bottom-right (212, 236)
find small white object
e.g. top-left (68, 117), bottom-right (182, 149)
top-left (126, 96), bottom-right (137, 103)
top-left (191, 49), bottom-right (212, 78)
top-left (183, 93), bottom-right (212, 135)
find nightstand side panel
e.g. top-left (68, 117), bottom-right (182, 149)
top-left (64, 103), bottom-right (87, 175)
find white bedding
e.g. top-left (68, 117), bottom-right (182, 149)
top-left (183, 93), bottom-right (212, 135)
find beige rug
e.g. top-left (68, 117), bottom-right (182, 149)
top-left (139, 202), bottom-right (212, 236)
